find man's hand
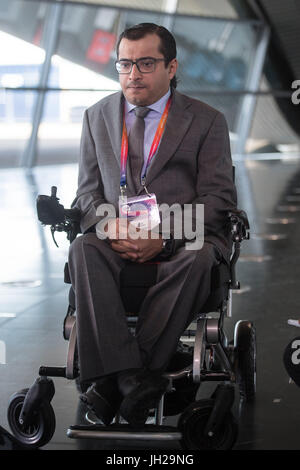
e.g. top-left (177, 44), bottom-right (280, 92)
top-left (105, 218), bottom-right (163, 262)
top-left (112, 235), bottom-right (163, 263)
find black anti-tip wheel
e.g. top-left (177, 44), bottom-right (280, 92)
top-left (178, 399), bottom-right (238, 450)
top-left (7, 389), bottom-right (56, 449)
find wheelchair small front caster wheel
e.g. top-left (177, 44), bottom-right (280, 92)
top-left (7, 388), bottom-right (56, 449)
top-left (178, 399), bottom-right (238, 450)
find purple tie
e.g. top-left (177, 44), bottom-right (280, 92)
top-left (128, 107), bottom-right (150, 191)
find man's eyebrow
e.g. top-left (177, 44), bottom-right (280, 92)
top-left (118, 56), bottom-right (157, 61)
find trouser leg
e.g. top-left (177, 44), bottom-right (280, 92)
top-left (68, 233), bottom-right (143, 382)
top-left (68, 233), bottom-right (220, 381)
top-left (135, 243), bottom-right (221, 371)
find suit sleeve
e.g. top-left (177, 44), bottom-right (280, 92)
top-left (71, 109), bottom-right (108, 233)
top-left (171, 112), bottom-right (237, 259)
top-left (195, 112), bottom-right (237, 232)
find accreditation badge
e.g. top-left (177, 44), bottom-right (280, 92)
top-left (119, 193), bottom-right (160, 231)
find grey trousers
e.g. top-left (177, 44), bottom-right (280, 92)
top-left (68, 233), bottom-right (221, 383)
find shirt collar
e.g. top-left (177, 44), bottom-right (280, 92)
top-left (125, 88), bottom-right (171, 115)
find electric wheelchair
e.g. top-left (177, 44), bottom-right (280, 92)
top-left (7, 186), bottom-right (255, 450)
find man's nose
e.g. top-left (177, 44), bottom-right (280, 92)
top-left (129, 63), bottom-right (142, 79)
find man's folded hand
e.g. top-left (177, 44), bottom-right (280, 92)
top-left (107, 219), bottom-right (163, 262)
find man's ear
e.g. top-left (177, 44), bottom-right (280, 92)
top-left (168, 58), bottom-right (178, 78)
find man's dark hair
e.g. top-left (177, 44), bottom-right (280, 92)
top-left (116, 23), bottom-right (177, 89)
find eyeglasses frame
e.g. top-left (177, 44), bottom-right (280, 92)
top-left (115, 57), bottom-right (166, 74)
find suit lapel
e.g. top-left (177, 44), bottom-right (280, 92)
top-left (138, 90), bottom-right (193, 193)
top-left (102, 91), bottom-right (123, 169)
top-left (102, 90), bottom-right (194, 196)
top-left (102, 91), bottom-right (137, 196)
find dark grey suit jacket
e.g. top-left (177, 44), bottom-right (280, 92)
top-left (72, 89), bottom-right (237, 262)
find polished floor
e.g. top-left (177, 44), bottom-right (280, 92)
top-left (1, 155), bottom-right (300, 450)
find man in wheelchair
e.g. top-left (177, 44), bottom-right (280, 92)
top-left (66, 23), bottom-right (238, 428)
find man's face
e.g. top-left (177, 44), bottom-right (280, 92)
top-left (118, 33), bottom-right (177, 106)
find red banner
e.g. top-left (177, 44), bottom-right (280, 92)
top-left (86, 30), bottom-right (116, 64)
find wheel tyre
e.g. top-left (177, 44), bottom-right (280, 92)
top-left (178, 399), bottom-right (238, 450)
top-left (234, 321), bottom-right (257, 402)
top-left (7, 389), bottom-right (56, 449)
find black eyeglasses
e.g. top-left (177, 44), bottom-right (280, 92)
top-left (115, 57), bottom-right (165, 74)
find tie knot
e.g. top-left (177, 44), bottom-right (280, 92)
top-left (134, 107), bottom-right (150, 118)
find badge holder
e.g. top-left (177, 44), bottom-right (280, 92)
top-left (119, 180), bottom-right (160, 232)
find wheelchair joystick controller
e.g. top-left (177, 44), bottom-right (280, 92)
top-left (51, 186), bottom-right (58, 199)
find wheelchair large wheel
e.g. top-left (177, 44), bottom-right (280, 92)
top-left (234, 320), bottom-right (256, 401)
top-left (178, 399), bottom-right (238, 450)
top-left (7, 389), bottom-right (56, 449)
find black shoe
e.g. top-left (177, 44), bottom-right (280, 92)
top-left (119, 371), bottom-right (169, 426)
top-left (117, 368), bottom-right (146, 397)
top-left (79, 377), bottom-right (122, 425)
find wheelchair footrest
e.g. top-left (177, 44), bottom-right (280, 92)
top-left (67, 424), bottom-right (182, 441)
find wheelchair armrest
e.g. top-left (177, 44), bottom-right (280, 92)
top-left (64, 208), bottom-right (81, 223)
top-left (228, 209), bottom-right (250, 243)
top-left (228, 209), bottom-right (250, 289)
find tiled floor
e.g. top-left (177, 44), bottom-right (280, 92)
top-left (1, 156), bottom-right (300, 450)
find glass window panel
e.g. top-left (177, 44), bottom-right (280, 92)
top-left (37, 90), bottom-right (118, 165)
top-left (54, 4), bottom-right (120, 80)
top-left (177, 0), bottom-right (239, 18)
top-left (53, 5), bottom-right (161, 83)
top-left (50, 54), bottom-right (120, 91)
top-left (0, 0), bottom-right (47, 84)
top-left (173, 17), bottom-right (258, 92)
top-left (61, 0), bottom-right (251, 18)
top-left (0, 89), bottom-right (37, 168)
top-left (120, 9), bottom-right (161, 30)
top-left (61, 0), bottom-right (166, 13)
top-left (0, 32), bottom-right (45, 87)
top-left (170, 17), bottom-right (261, 132)
top-left (247, 94), bottom-right (300, 154)
top-left (0, 0), bottom-right (48, 168)
top-left (47, 4), bottom-right (163, 92)
top-left (0, 0), bottom-right (267, 168)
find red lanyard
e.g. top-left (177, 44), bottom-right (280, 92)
top-left (120, 96), bottom-right (172, 190)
